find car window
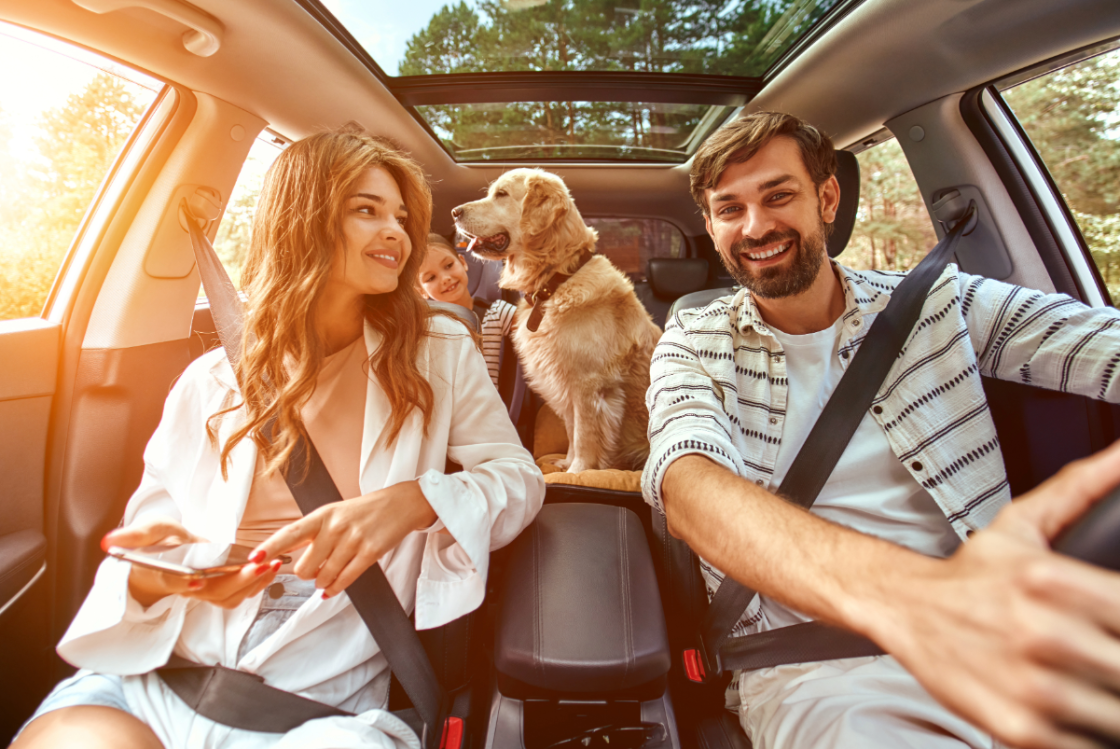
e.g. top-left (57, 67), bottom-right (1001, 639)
top-left (844, 137), bottom-right (936, 272)
top-left (585, 217), bottom-right (685, 280)
top-left (1001, 48), bottom-right (1120, 304)
top-left (0, 23), bottom-right (158, 321)
top-left (210, 134), bottom-right (285, 291)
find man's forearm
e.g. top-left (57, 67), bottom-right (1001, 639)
top-left (661, 453), bottom-right (939, 640)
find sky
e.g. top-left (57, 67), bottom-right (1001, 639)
top-left (320, 0), bottom-right (470, 75)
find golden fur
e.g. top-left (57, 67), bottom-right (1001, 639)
top-left (454, 168), bottom-right (661, 471)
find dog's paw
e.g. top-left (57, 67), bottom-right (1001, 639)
top-left (566, 459), bottom-right (589, 473)
top-left (552, 457), bottom-right (572, 470)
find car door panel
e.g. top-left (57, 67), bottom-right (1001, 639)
top-left (0, 320), bottom-right (58, 739)
top-left (52, 341), bottom-right (193, 627)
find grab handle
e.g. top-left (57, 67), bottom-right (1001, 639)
top-left (71, 0), bottom-right (222, 57)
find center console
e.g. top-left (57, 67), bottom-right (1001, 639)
top-left (485, 502), bottom-right (678, 749)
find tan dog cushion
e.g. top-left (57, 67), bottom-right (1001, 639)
top-left (536, 453), bottom-right (642, 493)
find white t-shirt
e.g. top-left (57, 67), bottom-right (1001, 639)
top-left (761, 317), bottom-right (960, 629)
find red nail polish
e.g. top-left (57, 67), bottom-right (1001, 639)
top-left (322, 591), bottom-right (331, 599)
top-left (254, 564), bottom-right (268, 576)
top-left (248, 550), bottom-right (266, 564)
top-left (271, 560), bottom-right (282, 572)
top-left (188, 580), bottom-right (203, 590)
top-left (100, 534), bottom-right (114, 553)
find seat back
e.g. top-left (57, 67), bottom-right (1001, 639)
top-left (827, 149), bottom-right (860, 259)
top-left (427, 299), bottom-right (478, 332)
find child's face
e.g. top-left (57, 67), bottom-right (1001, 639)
top-left (418, 246), bottom-right (472, 308)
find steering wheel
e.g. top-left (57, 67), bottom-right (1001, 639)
top-left (1052, 485), bottom-right (1120, 571)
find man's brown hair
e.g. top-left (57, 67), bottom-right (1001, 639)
top-left (690, 111), bottom-right (837, 215)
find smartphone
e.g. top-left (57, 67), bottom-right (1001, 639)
top-left (108, 542), bottom-right (290, 579)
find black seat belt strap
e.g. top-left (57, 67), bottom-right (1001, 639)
top-left (695, 204), bottom-right (978, 676)
top-left (283, 432), bottom-right (449, 747)
top-left (181, 203), bottom-right (451, 749)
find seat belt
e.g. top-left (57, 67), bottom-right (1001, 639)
top-left (176, 201), bottom-right (456, 749)
top-left (687, 203), bottom-right (979, 680)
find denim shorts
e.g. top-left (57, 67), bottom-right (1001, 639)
top-left (19, 575), bottom-right (316, 737)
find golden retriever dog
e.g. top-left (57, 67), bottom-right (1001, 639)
top-left (452, 168), bottom-right (661, 472)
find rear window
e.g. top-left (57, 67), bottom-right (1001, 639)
top-left (586, 217), bottom-right (686, 281)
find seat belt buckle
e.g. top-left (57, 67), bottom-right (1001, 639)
top-left (683, 648), bottom-right (707, 683)
top-left (440, 716), bottom-right (464, 749)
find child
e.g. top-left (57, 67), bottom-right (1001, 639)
top-left (417, 234), bottom-right (516, 389)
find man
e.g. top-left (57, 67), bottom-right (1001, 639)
top-left (642, 111), bottom-right (1120, 748)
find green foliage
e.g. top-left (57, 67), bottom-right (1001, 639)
top-left (0, 72), bottom-right (151, 320)
top-left (848, 49), bottom-right (1120, 291)
top-left (846, 138), bottom-right (936, 272)
top-left (400, 0), bottom-right (836, 159)
top-left (1004, 50), bottom-right (1120, 304)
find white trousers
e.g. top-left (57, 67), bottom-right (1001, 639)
top-left (736, 655), bottom-right (994, 749)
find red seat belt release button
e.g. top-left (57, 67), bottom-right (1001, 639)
top-left (440, 716), bottom-right (464, 749)
top-left (684, 648), bottom-right (706, 683)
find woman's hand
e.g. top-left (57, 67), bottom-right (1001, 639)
top-left (105, 517), bottom-right (282, 610)
top-left (251, 480), bottom-right (439, 598)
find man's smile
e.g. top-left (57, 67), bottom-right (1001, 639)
top-left (742, 240), bottom-right (793, 263)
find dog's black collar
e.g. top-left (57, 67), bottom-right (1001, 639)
top-left (524, 249), bottom-right (595, 333)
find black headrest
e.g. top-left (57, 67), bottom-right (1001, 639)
top-left (667, 287), bottom-right (735, 322)
top-left (647, 258), bottom-right (710, 301)
top-left (828, 149), bottom-right (860, 259)
top-left (428, 300), bottom-right (478, 333)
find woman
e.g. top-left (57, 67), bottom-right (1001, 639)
top-left (417, 235), bottom-right (516, 389)
top-left (14, 132), bottom-right (544, 749)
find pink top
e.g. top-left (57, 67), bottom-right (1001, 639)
top-left (236, 336), bottom-right (369, 547)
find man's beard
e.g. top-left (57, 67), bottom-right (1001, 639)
top-left (722, 220), bottom-right (828, 300)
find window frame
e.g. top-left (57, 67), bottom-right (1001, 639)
top-left (974, 39), bottom-right (1120, 308)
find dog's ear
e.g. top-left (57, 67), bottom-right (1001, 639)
top-left (520, 172), bottom-right (570, 244)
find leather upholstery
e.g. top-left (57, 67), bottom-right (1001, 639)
top-left (495, 503), bottom-right (671, 693)
top-left (828, 149), bottom-right (860, 259)
top-left (647, 258), bottom-right (710, 300)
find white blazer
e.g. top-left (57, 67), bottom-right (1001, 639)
top-left (57, 317), bottom-right (545, 749)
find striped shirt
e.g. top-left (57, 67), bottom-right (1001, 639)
top-left (641, 261), bottom-right (1120, 638)
top-left (478, 298), bottom-right (517, 388)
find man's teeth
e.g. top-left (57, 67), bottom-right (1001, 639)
top-left (747, 242), bottom-right (790, 260)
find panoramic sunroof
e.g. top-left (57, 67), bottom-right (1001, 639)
top-left (316, 0), bottom-right (847, 161)
top-left (416, 101), bottom-right (739, 162)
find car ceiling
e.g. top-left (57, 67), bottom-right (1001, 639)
top-left (3, 0), bottom-right (1119, 239)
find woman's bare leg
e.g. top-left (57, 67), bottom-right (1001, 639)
top-left (11, 706), bottom-right (164, 749)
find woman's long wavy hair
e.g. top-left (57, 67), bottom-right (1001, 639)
top-left (209, 130), bottom-right (435, 478)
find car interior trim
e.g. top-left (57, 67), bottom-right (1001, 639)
top-left (391, 72), bottom-right (761, 108)
top-left (0, 319), bottom-right (59, 400)
top-left (998, 36), bottom-right (1120, 91)
top-left (0, 563), bottom-right (46, 623)
top-left (886, 95), bottom-right (1054, 294)
top-left (978, 88), bottom-right (1107, 306)
top-left (83, 93), bottom-right (264, 350)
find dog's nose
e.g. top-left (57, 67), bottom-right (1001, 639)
top-left (451, 206), bottom-right (463, 220)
